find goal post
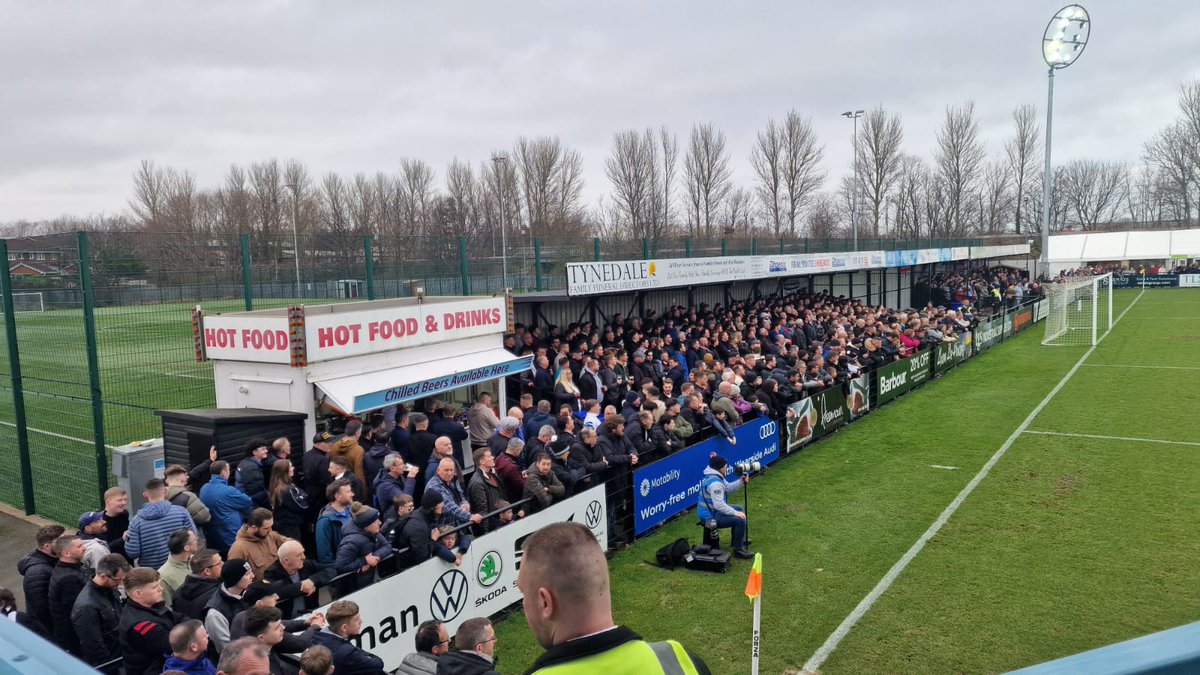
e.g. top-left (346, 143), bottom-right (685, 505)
top-left (0, 291), bottom-right (45, 314)
top-left (1042, 273), bottom-right (1113, 347)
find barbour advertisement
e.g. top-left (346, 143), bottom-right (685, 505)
top-left (973, 317), bottom-right (1004, 353)
top-left (847, 377), bottom-right (870, 419)
top-left (875, 349), bottom-right (931, 406)
top-left (786, 385), bottom-right (849, 452)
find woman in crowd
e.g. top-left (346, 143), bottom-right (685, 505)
top-left (268, 460), bottom-right (308, 541)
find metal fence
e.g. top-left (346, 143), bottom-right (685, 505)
top-left (0, 230), bottom-right (1012, 524)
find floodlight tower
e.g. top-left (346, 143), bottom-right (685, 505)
top-left (1040, 5), bottom-right (1091, 279)
top-left (842, 109), bottom-right (865, 251)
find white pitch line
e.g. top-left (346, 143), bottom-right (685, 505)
top-left (799, 290), bottom-right (1146, 675)
top-left (164, 371), bottom-right (211, 380)
top-left (1083, 364), bottom-right (1200, 371)
top-left (1023, 430), bottom-right (1200, 448)
top-left (0, 420), bottom-right (116, 449)
top-left (929, 465), bottom-right (960, 470)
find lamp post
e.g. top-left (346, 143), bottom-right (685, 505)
top-left (285, 182), bottom-right (303, 299)
top-left (842, 110), bottom-right (864, 251)
top-left (492, 153), bottom-right (509, 291)
top-left (1039, 5), bottom-right (1091, 279)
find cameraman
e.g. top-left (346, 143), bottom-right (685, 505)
top-left (697, 455), bottom-right (754, 559)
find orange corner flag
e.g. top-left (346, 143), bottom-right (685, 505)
top-left (744, 553), bottom-right (762, 599)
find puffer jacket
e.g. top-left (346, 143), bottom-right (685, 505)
top-left (172, 574), bottom-right (221, 620)
top-left (311, 629), bottom-right (387, 675)
top-left (118, 600), bottom-right (181, 675)
top-left (167, 485), bottom-right (211, 526)
top-left (126, 500), bottom-right (196, 569)
top-left (71, 578), bottom-right (123, 670)
top-left (334, 519), bottom-right (393, 591)
top-left (17, 549), bottom-right (55, 637)
top-left (199, 474), bottom-right (253, 551)
top-left (235, 457), bottom-right (269, 508)
top-left (48, 561), bottom-right (89, 653)
top-left (435, 651), bottom-right (500, 675)
top-left (330, 436), bottom-right (367, 487)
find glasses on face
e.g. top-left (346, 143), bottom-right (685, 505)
top-left (206, 560), bottom-right (224, 570)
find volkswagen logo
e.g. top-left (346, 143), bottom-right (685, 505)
top-left (585, 500), bottom-right (603, 529)
top-left (476, 550), bottom-right (502, 588)
top-left (429, 569), bottom-right (469, 622)
top-left (639, 478), bottom-right (651, 497)
top-left (759, 421), bottom-right (777, 439)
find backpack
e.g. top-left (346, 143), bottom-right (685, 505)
top-left (655, 537), bottom-right (692, 570)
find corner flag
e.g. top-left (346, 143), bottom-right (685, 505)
top-left (744, 552), bottom-right (762, 599)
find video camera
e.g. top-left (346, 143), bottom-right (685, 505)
top-left (733, 460), bottom-right (762, 477)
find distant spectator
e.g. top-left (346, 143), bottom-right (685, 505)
top-left (299, 645), bottom-right (334, 675)
top-left (436, 617), bottom-right (500, 675)
top-left (100, 487), bottom-right (130, 558)
top-left (302, 431), bottom-right (334, 515)
top-left (334, 506), bottom-right (392, 591)
top-left (467, 449), bottom-right (504, 533)
top-left (263, 540), bottom-right (336, 621)
top-left (204, 558), bottom-right (254, 655)
top-left (493, 437), bottom-right (526, 503)
top-left (268, 459), bottom-right (308, 541)
top-left (172, 549), bottom-right (225, 620)
top-left (71, 553), bottom-right (130, 672)
top-left (235, 438), bottom-right (271, 508)
top-left (165, 464), bottom-right (212, 532)
top-left (77, 511), bottom-right (112, 574)
top-left (549, 439), bottom-right (585, 497)
top-left (311, 600), bottom-right (387, 675)
top-left (363, 421), bottom-right (394, 491)
top-left (486, 416), bottom-right (521, 459)
top-left (468, 391), bottom-right (502, 451)
top-left (327, 455), bottom-right (364, 503)
top-left (329, 421), bottom-right (368, 488)
top-left (159, 528), bottom-right (200, 606)
top-left (0, 586), bottom-right (45, 640)
top-left (393, 492), bottom-right (458, 570)
top-left (215, 637), bottom-right (270, 675)
top-left (315, 480), bottom-right (354, 567)
top-left (119, 567), bottom-right (182, 675)
top-left (48, 535), bottom-right (89, 654)
top-left (395, 619), bottom-right (449, 675)
top-left (163, 620), bottom-right (216, 675)
top-left (373, 454), bottom-right (418, 520)
top-left (17, 523), bottom-right (64, 636)
top-left (424, 436), bottom-right (460, 483)
top-left (127, 478), bottom-right (196, 570)
top-left (425, 458), bottom-right (481, 528)
top-left (228, 508), bottom-right (290, 581)
top-left (199, 461), bottom-right (253, 555)
top-left (266, 436), bottom-right (294, 475)
top-left (407, 414), bottom-right (438, 489)
top-left (523, 452), bottom-right (565, 513)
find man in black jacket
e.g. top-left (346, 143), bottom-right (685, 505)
top-left (71, 553), bottom-right (130, 673)
top-left (119, 567), bottom-right (183, 675)
top-left (235, 438), bottom-right (271, 508)
top-left (48, 535), bottom-right (89, 655)
top-left (311, 600), bottom-right (387, 675)
top-left (173, 548), bottom-right (225, 619)
top-left (394, 492), bottom-right (458, 570)
top-left (436, 617), bottom-right (500, 675)
top-left (263, 540), bottom-right (337, 621)
top-left (16, 524), bottom-right (63, 638)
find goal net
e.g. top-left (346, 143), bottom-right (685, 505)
top-left (1, 291), bottom-right (45, 314)
top-left (1042, 273), bottom-right (1112, 346)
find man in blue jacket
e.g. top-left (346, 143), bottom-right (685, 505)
top-left (198, 461), bottom-right (253, 555)
top-left (334, 507), bottom-right (392, 592)
top-left (235, 439), bottom-right (270, 508)
top-left (312, 601), bottom-right (386, 675)
top-left (697, 454), bottom-right (754, 559)
top-left (127, 479), bottom-right (196, 569)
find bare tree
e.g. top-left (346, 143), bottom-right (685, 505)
top-left (659, 127), bottom-right (679, 234)
top-left (781, 111), bottom-right (825, 236)
top-left (349, 173), bottom-right (378, 236)
top-left (320, 173), bottom-right (352, 237)
top-left (683, 123), bottom-right (732, 237)
top-left (215, 164), bottom-right (253, 235)
top-left (750, 118), bottom-right (785, 235)
top-left (1005, 104), bottom-right (1040, 234)
top-left (1143, 121), bottom-right (1195, 223)
top-left (722, 187), bottom-right (753, 235)
top-left (514, 136), bottom-right (586, 238)
top-left (445, 159), bottom-right (482, 240)
top-left (855, 107), bottom-right (904, 236)
top-left (807, 193), bottom-right (841, 239)
top-left (130, 160), bottom-right (167, 231)
top-left (606, 129), bottom-right (659, 240)
top-left (893, 155), bottom-right (929, 239)
top-left (397, 158), bottom-right (436, 236)
top-left (1059, 159), bottom-right (1129, 230)
top-left (932, 102), bottom-right (986, 236)
top-left (979, 160), bottom-right (1014, 233)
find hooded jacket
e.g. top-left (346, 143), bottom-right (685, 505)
top-left (227, 525), bottom-right (290, 580)
top-left (697, 466), bottom-right (742, 520)
top-left (198, 474), bottom-right (254, 551)
top-left (436, 650), bottom-right (500, 675)
top-left (126, 500), bottom-right (196, 569)
top-left (167, 485), bottom-right (211, 526)
top-left (522, 468), bottom-right (565, 513)
top-left (393, 507), bottom-right (455, 569)
top-left (330, 436), bottom-right (367, 487)
top-left (334, 518), bottom-right (393, 591)
top-left (17, 549), bottom-right (55, 637)
top-left (363, 441), bottom-right (393, 490)
top-left (235, 457), bottom-right (269, 508)
top-left (172, 574), bottom-right (222, 620)
top-left (162, 654), bottom-right (217, 675)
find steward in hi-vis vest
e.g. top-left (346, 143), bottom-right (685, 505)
top-left (517, 522), bottom-right (712, 675)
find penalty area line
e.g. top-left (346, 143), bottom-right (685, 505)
top-left (798, 290), bottom-right (1145, 675)
top-left (1022, 430), bottom-right (1200, 448)
top-left (0, 420), bottom-right (115, 449)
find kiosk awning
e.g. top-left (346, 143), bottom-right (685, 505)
top-left (314, 349), bottom-right (533, 415)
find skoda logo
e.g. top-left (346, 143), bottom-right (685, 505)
top-left (585, 500), bottom-right (603, 529)
top-left (476, 550), bottom-right (502, 588)
top-left (759, 421), bottom-right (777, 439)
top-left (639, 478), bottom-right (651, 497)
top-left (429, 569), bottom-right (469, 622)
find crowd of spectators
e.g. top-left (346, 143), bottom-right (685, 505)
top-left (12, 278), bottom-right (1026, 674)
top-left (926, 267), bottom-right (1042, 314)
top-left (1057, 261), bottom-right (1200, 276)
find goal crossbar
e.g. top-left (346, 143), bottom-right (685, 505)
top-left (1042, 273), bottom-right (1113, 347)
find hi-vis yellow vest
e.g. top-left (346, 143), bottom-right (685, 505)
top-left (531, 638), bottom-right (701, 675)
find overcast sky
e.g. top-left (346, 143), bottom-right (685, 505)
top-left (1, 0), bottom-right (1197, 223)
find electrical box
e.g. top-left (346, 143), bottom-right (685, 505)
top-left (111, 438), bottom-right (166, 512)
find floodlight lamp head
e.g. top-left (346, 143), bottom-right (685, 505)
top-left (1042, 4), bottom-right (1090, 70)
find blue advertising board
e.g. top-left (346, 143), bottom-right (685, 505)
top-left (886, 250), bottom-right (918, 267)
top-left (632, 416), bottom-right (781, 535)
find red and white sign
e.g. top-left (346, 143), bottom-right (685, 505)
top-left (201, 316), bottom-right (292, 364)
top-left (304, 297), bottom-right (506, 362)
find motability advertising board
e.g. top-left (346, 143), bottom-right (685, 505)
top-left (632, 416), bottom-right (781, 535)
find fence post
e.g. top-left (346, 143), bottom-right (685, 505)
top-left (804, 238), bottom-right (810, 254)
top-left (240, 234), bottom-right (253, 311)
top-left (0, 240), bottom-right (35, 515)
top-left (77, 232), bottom-right (109, 504)
top-left (593, 238), bottom-right (601, 262)
top-left (721, 239), bottom-right (728, 256)
top-left (751, 238), bottom-right (758, 256)
top-left (685, 238), bottom-right (692, 257)
top-left (534, 238), bottom-right (544, 292)
top-left (779, 238), bottom-right (785, 254)
top-left (458, 236), bottom-right (471, 295)
top-left (363, 235), bottom-right (376, 300)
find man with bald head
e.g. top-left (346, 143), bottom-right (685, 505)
top-left (519, 522), bottom-right (711, 674)
top-left (262, 539), bottom-right (337, 620)
top-left (424, 457), bottom-right (482, 528)
top-left (425, 435), bottom-right (458, 479)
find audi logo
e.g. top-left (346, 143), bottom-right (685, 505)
top-left (759, 421), bottom-right (778, 439)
